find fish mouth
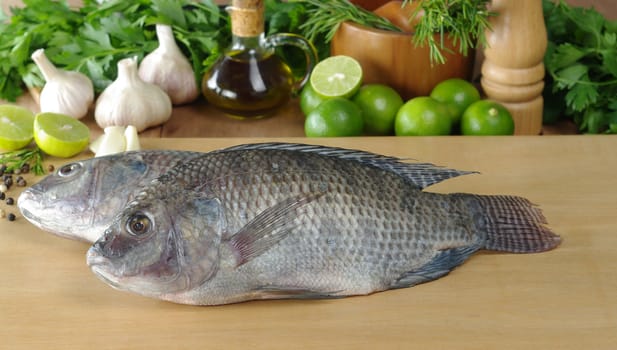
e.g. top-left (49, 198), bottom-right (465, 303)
top-left (18, 186), bottom-right (99, 242)
top-left (87, 245), bottom-right (186, 296)
top-left (18, 191), bottom-right (91, 241)
top-left (18, 190), bottom-right (49, 231)
top-left (87, 249), bottom-right (124, 290)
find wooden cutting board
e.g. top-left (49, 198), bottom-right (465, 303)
top-left (1, 136), bottom-right (616, 349)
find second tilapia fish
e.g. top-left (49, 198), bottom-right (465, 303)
top-left (86, 143), bottom-right (560, 305)
top-left (18, 150), bottom-right (202, 243)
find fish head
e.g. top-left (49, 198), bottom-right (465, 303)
top-left (18, 160), bottom-right (100, 241)
top-left (87, 189), bottom-right (225, 298)
top-left (18, 153), bottom-right (153, 243)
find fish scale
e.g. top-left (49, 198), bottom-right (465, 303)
top-left (85, 143), bottom-right (560, 305)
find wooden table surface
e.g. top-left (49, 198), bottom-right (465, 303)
top-left (1, 135), bottom-right (615, 349)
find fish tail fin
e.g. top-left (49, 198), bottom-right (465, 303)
top-left (469, 195), bottom-right (561, 253)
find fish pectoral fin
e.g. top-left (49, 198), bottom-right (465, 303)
top-left (225, 192), bottom-right (325, 267)
top-left (251, 285), bottom-right (344, 300)
top-left (391, 245), bottom-right (479, 289)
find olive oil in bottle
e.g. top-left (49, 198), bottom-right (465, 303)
top-left (202, 51), bottom-right (293, 119)
top-left (201, 0), bottom-right (317, 119)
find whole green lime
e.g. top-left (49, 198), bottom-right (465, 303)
top-left (430, 78), bottom-right (481, 125)
top-left (395, 97), bottom-right (452, 136)
top-left (461, 100), bottom-right (515, 135)
top-left (352, 84), bottom-right (403, 135)
top-left (304, 97), bottom-right (364, 137)
top-left (299, 83), bottom-right (329, 116)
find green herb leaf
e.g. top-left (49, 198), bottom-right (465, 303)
top-left (554, 63), bottom-right (588, 89)
top-left (565, 81), bottom-right (599, 112)
top-left (548, 44), bottom-right (586, 71)
top-left (0, 0), bottom-right (229, 101)
top-left (294, 0), bottom-right (401, 43)
top-left (152, 0), bottom-right (187, 28)
top-left (543, 0), bottom-right (617, 133)
top-left (0, 147), bottom-right (45, 176)
top-left (406, 0), bottom-right (493, 65)
top-left (600, 49), bottom-right (617, 77)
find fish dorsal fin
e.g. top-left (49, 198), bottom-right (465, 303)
top-left (225, 192), bottom-right (324, 267)
top-left (221, 142), bottom-right (475, 189)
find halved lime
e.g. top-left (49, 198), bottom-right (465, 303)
top-left (34, 112), bottom-right (90, 158)
top-left (310, 55), bottom-right (363, 99)
top-left (0, 105), bottom-right (35, 151)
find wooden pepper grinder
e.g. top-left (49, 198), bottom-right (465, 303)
top-left (481, 0), bottom-right (547, 135)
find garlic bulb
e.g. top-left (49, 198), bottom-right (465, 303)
top-left (138, 24), bottom-right (199, 105)
top-left (31, 48), bottom-right (94, 119)
top-left (95, 57), bottom-right (172, 132)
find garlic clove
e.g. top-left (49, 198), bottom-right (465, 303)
top-left (31, 49), bottom-right (94, 120)
top-left (95, 57), bottom-right (172, 132)
top-left (90, 125), bottom-right (141, 157)
top-left (124, 125), bottom-right (141, 152)
top-left (91, 126), bottom-right (126, 157)
top-left (89, 132), bottom-right (104, 154)
top-left (138, 24), bottom-right (199, 105)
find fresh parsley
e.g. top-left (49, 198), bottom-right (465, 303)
top-left (543, 0), bottom-right (617, 133)
top-left (0, 0), bottom-right (229, 101)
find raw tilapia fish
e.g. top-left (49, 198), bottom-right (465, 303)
top-left (18, 150), bottom-right (202, 243)
top-left (86, 143), bottom-right (560, 305)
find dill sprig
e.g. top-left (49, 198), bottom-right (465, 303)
top-left (294, 0), bottom-right (493, 65)
top-left (404, 0), bottom-right (495, 65)
top-left (0, 147), bottom-right (45, 175)
top-left (294, 0), bottom-right (402, 43)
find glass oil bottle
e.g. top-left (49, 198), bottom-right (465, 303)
top-left (201, 0), bottom-right (317, 119)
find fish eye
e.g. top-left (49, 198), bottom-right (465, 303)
top-left (57, 163), bottom-right (82, 177)
top-left (125, 212), bottom-right (152, 236)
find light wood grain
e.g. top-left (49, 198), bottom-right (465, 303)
top-left (1, 136), bottom-right (616, 349)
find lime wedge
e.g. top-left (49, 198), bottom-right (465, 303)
top-left (34, 112), bottom-right (90, 158)
top-left (310, 55), bottom-right (363, 99)
top-left (0, 105), bottom-right (35, 151)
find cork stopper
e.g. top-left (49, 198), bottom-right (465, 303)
top-left (229, 0), bottom-right (264, 37)
top-left (232, 0), bottom-right (262, 8)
